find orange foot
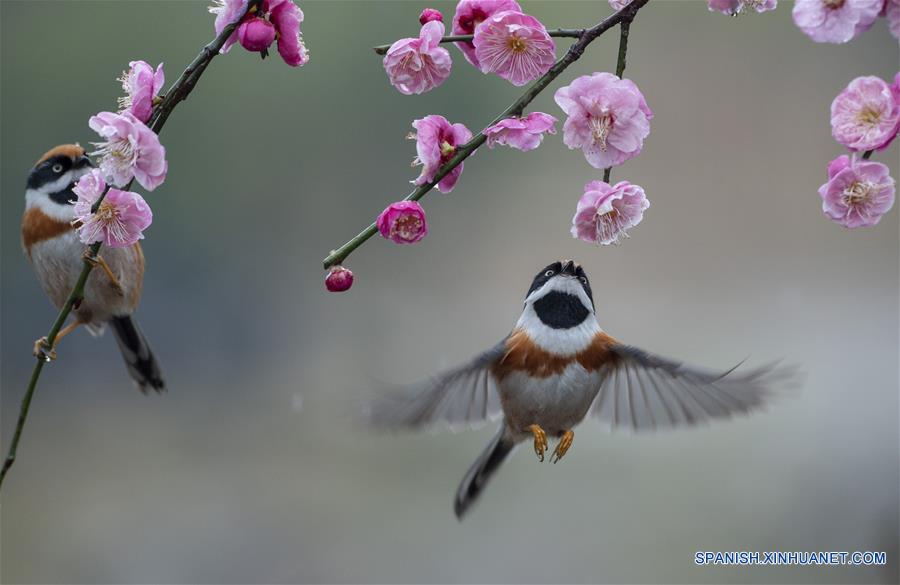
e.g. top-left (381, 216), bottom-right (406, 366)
top-left (528, 424), bottom-right (548, 462)
top-left (551, 430), bottom-right (574, 464)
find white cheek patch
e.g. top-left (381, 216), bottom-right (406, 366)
top-left (24, 168), bottom-right (91, 223)
top-left (517, 276), bottom-right (601, 356)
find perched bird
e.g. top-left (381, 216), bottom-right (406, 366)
top-left (367, 260), bottom-right (796, 519)
top-left (22, 144), bottom-right (164, 393)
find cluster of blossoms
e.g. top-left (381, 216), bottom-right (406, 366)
top-left (819, 73), bottom-right (898, 228)
top-left (76, 2), bottom-right (305, 250)
top-left (74, 60), bottom-right (169, 248)
top-left (211, 0), bottom-right (309, 66)
top-left (793, 0), bottom-right (899, 44)
top-left (382, 1), bottom-right (555, 94)
top-left (332, 0), bottom-right (657, 294)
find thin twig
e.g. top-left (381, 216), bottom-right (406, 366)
top-left (0, 0), bottom-right (260, 491)
top-left (372, 28), bottom-right (586, 55)
top-left (604, 20), bottom-right (632, 183)
top-left (324, 0), bottom-right (650, 270)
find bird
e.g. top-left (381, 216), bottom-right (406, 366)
top-left (22, 144), bottom-right (164, 393)
top-left (366, 260), bottom-right (797, 519)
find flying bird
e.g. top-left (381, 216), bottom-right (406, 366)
top-left (22, 144), bottom-right (164, 392)
top-left (367, 260), bottom-right (795, 519)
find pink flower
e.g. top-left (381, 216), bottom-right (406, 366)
top-left (484, 112), bottom-right (557, 151)
top-left (572, 180), bottom-right (649, 245)
top-left (885, 0), bottom-right (900, 40)
top-left (420, 8), bottom-right (443, 24)
top-left (707, 0), bottom-right (777, 14)
top-left (819, 155), bottom-right (895, 228)
top-left (791, 0), bottom-right (881, 43)
top-left (411, 115), bottom-right (473, 193)
top-left (383, 21), bottom-right (452, 95)
top-left (554, 72), bottom-right (653, 169)
top-left (269, 0), bottom-right (309, 67)
top-left (473, 10), bottom-right (556, 86)
top-left (210, 0), bottom-right (249, 50)
top-left (211, 0), bottom-right (308, 66)
top-left (325, 266), bottom-right (354, 292)
top-left (377, 201), bottom-right (429, 244)
top-left (117, 61), bottom-right (164, 124)
top-left (73, 169), bottom-right (153, 248)
top-left (609, 0), bottom-right (633, 9)
top-left (831, 75), bottom-right (900, 152)
top-left (237, 16), bottom-right (276, 52)
top-left (452, 0), bottom-right (522, 68)
top-left (88, 111), bottom-right (167, 191)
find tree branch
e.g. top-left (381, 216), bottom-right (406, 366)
top-left (372, 28), bottom-right (586, 55)
top-left (604, 19), bottom-right (632, 183)
top-left (324, 0), bottom-right (650, 270)
top-left (0, 0), bottom-right (260, 491)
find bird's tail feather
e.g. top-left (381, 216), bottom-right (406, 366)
top-left (110, 315), bottom-right (165, 394)
top-left (454, 424), bottom-right (514, 520)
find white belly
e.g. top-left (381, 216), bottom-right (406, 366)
top-left (499, 363), bottom-right (603, 435)
top-left (28, 231), bottom-right (142, 330)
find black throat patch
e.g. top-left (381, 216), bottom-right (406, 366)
top-left (48, 183), bottom-right (77, 206)
top-left (533, 291), bottom-right (590, 330)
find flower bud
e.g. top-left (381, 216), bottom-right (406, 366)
top-left (237, 16), bottom-right (276, 53)
top-left (419, 8), bottom-right (443, 24)
top-left (325, 265), bottom-right (354, 292)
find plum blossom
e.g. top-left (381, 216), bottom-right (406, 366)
top-left (420, 8), bottom-right (443, 24)
top-left (88, 111), bottom-right (167, 191)
top-left (325, 266), bottom-right (354, 292)
top-left (484, 112), bottom-right (557, 151)
top-left (831, 75), bottom-right (900, 152)
top-left (383, 21), bottom-right (452, 95)
top-left (117, 61), bottom-right (164, 124)
top-left (609, 0), bottom-right (633, 9)
top-left (452, 0), bottom-right (522, 68)
top-left (791, 0), bottom-right (881, 44)
top-left (572, 180), bottom-right (649, 245)
top-left (707, 0), bottom-right (777, 15)
top-left (554, 72), bottom-right (653, 169)
top-left (73, 169), bottom-right (153, 248)
top-left (473, 10), bottom-right (556, 86)
top-left (411, 115), bottom-right (473, 193)
top-left (377, 201), bottom-right (429, 244)
top-left (211, 0), bottom-right (308, 67)
top-left (819, 155), bottom-right (895, 228)
top-left (885, 0), bottom-right (900, 41)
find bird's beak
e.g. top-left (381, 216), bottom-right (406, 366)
top-left (75, 155), bottom-right (94, 169)
top-left (561, 260), bottom-right (576, 276)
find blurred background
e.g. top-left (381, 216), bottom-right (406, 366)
top-left (1, 1), bottom-right (897, 583)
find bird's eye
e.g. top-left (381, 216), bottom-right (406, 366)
top-left (51, 164), bottom-right (63, 173)
top-left (545, 270), bottom-right (555, 277)
top-left (579, 277), bottom-right (588, 285)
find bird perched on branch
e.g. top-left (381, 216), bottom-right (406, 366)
top-left (367, 260), bottom-right (797, 519)
top-left (22, 144), bottom-right (164, 393)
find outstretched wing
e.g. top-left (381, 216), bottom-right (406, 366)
top-left (365, 342), bottom-right (507, 432)
top-left (590, 344), bottom-right (799, 432)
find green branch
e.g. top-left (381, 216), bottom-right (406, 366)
top-left (323, 0), bottom-right (651, 270)
top-left (0, 0), bottom-right (260, 491)
top-left (604, 19), bottom-right (632, 184)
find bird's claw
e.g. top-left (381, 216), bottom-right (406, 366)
top-left (528, 424), bottom-right (548, 462)
top-left (83, 250), bottom-right (124, 296)
top-left (551, 430), bottom-right (574, 464)
top-left (33, 337), bottom-right (56, 362)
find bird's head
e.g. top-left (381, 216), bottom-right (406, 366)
top-left (521, 260), bottom-right (595, 332)
top-left (26, 144), bottom-right (94, 220)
